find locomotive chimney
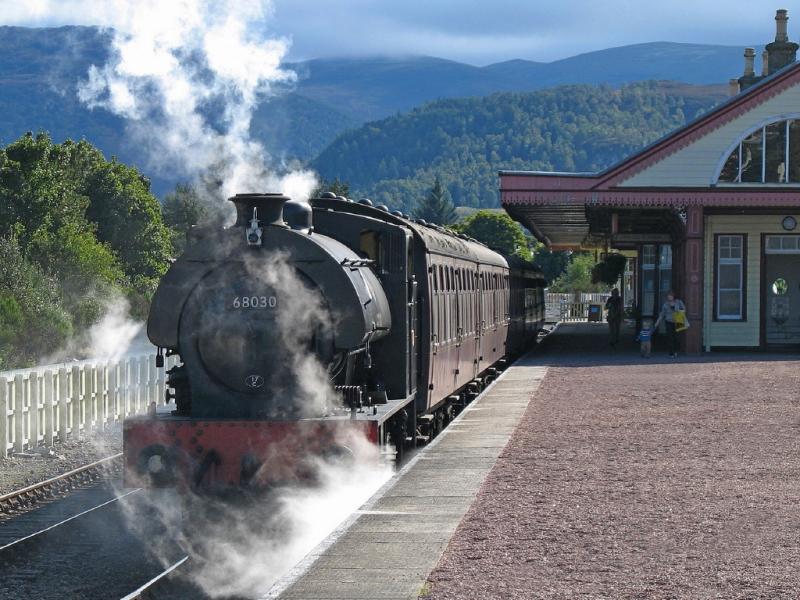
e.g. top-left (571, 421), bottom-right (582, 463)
top-left (229, 193), bottom-right (291, 228)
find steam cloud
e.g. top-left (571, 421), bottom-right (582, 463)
top-left (73, 0), bottom-right (317, 203)
top-left (37, 293), bottom-right (144, 365)
top-left (121, 435), bottom-right (392, 598)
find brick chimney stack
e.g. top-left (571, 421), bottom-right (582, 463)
top-left (743, 47), bottom-right (756, 76)
top-left (762, 49), bottom-right (770, 76)
top-left (766, 9), bottom-right (798, 74)
top-left (775, 8), bottom-right (789, 41)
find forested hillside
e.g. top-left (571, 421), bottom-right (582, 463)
top-left (313, 81), bottom-right (726, 212)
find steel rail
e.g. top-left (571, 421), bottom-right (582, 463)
top-left (0, 452), bottom-right (123, 513)
top-left (119, 556), bottom-right (190, 600)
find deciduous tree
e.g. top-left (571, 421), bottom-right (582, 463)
top-left (451, 210), bottom-right (532, 260)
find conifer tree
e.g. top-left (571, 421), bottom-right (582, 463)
top-left (413, 177), bottom-right (456, 225)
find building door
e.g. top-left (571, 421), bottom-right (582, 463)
top-left (764, 235), bottom-right (800, 345)
top-left (639, 244), bottom-right (673, 321)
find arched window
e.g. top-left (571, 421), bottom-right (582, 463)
top-left (717, 118), bottom-right (800, 184)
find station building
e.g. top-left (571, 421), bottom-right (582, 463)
top-left (502, 9), bottom-right (800, 353)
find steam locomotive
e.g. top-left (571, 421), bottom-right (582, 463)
top-left (124, 192), bottom-right (545, 489)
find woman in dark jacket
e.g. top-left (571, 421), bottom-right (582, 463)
top-left (605, 288), bottom-right (623, 347)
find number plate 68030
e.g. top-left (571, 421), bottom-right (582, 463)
top-left (232, 296), bottom-right (277, 309)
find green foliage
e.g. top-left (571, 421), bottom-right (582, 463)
top-left (452, 210), bottom-right (532, 260)
top-left (414, 177), bottom-right (456, 225)
top-left (162, 184), bottom-right (210, 254)
top-left (531, 247), bottom-right (572, 283)
top-left (84, 156), bottom-right (172, 299)
top-left (0, 132), bottom-right (172, 367)
top-left (549, 253), bottom-right (609, 294)
top-left (0, 236), bottom-right (72, 368)
top-left (314, 81), bottom-right (722, 213)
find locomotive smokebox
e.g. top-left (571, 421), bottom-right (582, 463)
top-left (230, 193), bottom-right (291, 227)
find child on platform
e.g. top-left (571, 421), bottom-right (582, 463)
top-left (637, 319), bottom-right (653, 358)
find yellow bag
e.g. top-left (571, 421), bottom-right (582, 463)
top-left (674, 309), bottom-right (690, 332)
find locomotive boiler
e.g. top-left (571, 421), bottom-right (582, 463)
top-left (124, 192), bottom-right (545, 490)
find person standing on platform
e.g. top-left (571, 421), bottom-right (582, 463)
top-left (654, 290), bottom-right (687, 358)
top-left (605, 288), bottom-right (623, 347)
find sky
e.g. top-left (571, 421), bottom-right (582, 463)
top-left (0, 0), bottom-right (788, 65)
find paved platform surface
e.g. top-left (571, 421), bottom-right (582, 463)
top-left (274, 356), bottom-right (547, 600)
top-left (425, 322), bottom-right (800, 599)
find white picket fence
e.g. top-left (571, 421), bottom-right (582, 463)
top-left (545, 292), bottom-right (611, 322)
top-left (0, 353), bottom-right (178, 458)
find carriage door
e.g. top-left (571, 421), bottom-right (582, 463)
top-left (473, 270), bottom-right (480, 378)
top-left (453, 268), bottom-right (463, 390)
top-left (408, 256), bottom-right (418, 395)
top-left (764, 235), bottom-right (800, 345)
top-left (476, 270), bottom-right (485, 376)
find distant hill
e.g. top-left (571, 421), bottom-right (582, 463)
top-left (292, 42), bottom-right (749, 123)
top-left (312, 81), bottom-right (727, 213)
top-left (0, 25), bottom-right (742, 194)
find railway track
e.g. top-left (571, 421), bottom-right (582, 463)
top-left (0, 453), bottom-right (123, 517)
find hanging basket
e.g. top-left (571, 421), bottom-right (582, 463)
top-left (591, 254), bottom-right (628, 286)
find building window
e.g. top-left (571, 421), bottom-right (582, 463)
top-left (717, 119), bottom-right (800, 184)
top-left (716, 235), bottom-right (745, 320)
top-left (765, 234), bottom-right (800, 253)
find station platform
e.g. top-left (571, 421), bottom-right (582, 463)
top-left (267, 323), bottom-right (800, 599)
top-left (268, 355), bottom-right (547, 600)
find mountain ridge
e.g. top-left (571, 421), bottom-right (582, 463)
top-left (0, 25), bottom-right (745, 193)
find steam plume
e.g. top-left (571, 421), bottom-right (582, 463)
top-left (74, 0), bottom-right (317, 202)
